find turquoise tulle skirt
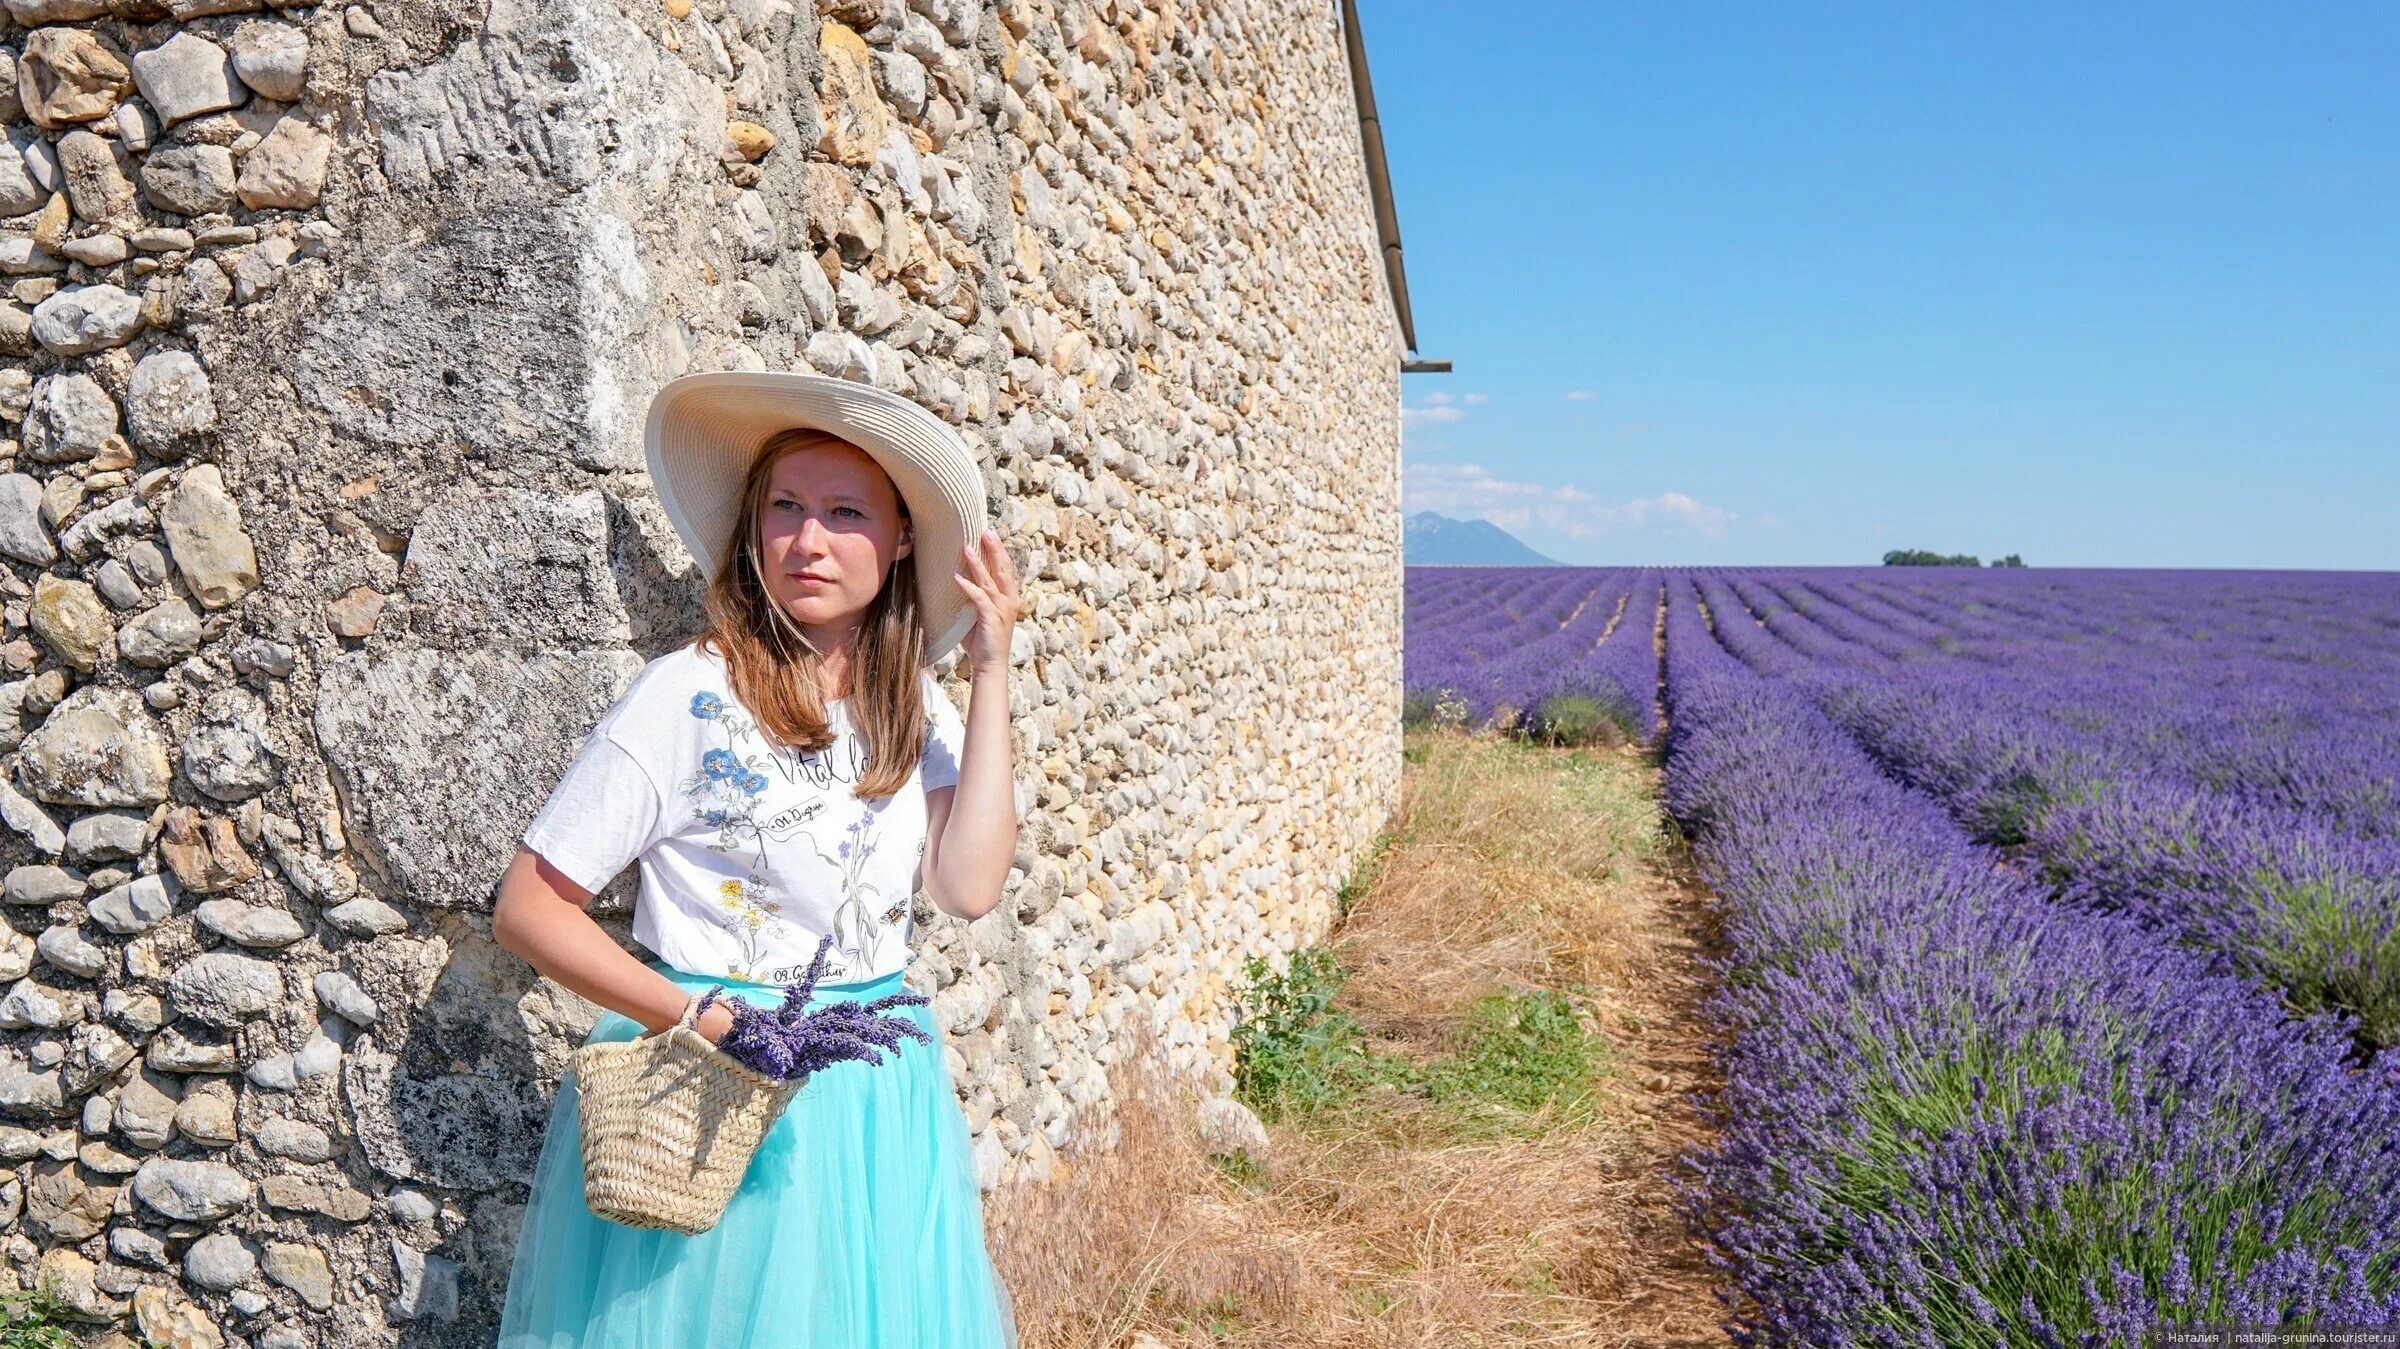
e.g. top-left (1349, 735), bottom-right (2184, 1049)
top-left (496, 959), bottom-right (1019, 1348)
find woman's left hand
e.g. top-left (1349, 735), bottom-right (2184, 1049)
top-left (953, 529), bottom-right (1021, 675)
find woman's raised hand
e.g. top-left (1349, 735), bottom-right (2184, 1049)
top-left (952, 528), bottom-right (1021, 675)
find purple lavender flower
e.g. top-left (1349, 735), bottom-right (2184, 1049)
top-left (692, 933), bottom-right (933, 1082)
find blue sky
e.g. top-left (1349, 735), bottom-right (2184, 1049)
top-left (1366, 2), bottom-right (2398, 568)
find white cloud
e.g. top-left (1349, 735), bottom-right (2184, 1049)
top-left (1462, 392), bottom-right (1488, 405)
top-left (1401, 404), bottom-right (1467, 427)
top-left (1406, 462), bottom-right (1552, 506)
top-left (1626, 492), bottom-right (1734, 534)
top-left (1406, 463), bottom-right (1736, 542)
top-left (1562, 389), bottom-right (1596, 402)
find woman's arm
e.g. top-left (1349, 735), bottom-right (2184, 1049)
top-left (923, 662), bottom-right (1016, 921)
top-left (923, 529), bottom-right (1022, 922)
top-left (492, 845), bottom-right (737, 1045)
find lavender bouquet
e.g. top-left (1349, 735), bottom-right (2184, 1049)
top-left (691, 933), bottom-right (931, 1081)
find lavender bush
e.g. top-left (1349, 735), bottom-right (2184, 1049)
top-left (1657, 576), bottom-right (2400, 1341)
top-left (692, 933), bottom-right (932, 1081)
top-left (1633, 567), bottom-right (2400, 1047)
top-left (1404, 567), bottom-right (1662, 743)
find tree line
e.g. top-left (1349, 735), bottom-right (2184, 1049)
top-left (1881, 550), bottom-right (2027, 568)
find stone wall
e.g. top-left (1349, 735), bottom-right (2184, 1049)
top-left (0, 0), bottom-right (1402, 1341)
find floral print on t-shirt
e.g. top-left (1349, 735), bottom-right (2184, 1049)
top-left (680, 690), bottom-right (791, 979)
top-left (680, 686), bottom-right (910, 983)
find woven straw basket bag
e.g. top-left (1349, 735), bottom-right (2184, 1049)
top-left (574, 991), bottom-right (805, 1235)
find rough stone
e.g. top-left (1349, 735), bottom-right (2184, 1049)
top-left (158, 808), bottom-right (259, 893)
top-left (33, 1245), bottom-right (125, 1321)
top-left (342, 1041), bottom-right (546, 1192)
top-left (0, 236), bottom-right (65, 276)
top-left (0, 129), bottom-right (51, 216)
top-left (261, 1173), bottom-right (370, 1221)
top-left (117, 596), bottom-right (203, 667)
top-left (130, 32), bottom-right (247, 126)
top-left (0, 473), bottom-right (55, 565)
top-left (17, 28), bottom-right (131, 130)
top-left (322, 896), bottom-right (406, 937)
top-left (0, 979), bottom-right (77, 1029)
top-left (312, 969), bottom-right (376, 1025)
top-left (181, 686), bottom-right (278, 801)
top-left (315, 647), bottom-right (643, 907)
top-left (54, 128), bottom-right (137, 227)
top-left (89, 873), bottom-right (175, 934)
top-left (195, 898), bottom-right (304, 948)
top-left (400, 488), bottom-right (627, 647)
top-left (29, 574), bottom-right (108, 670)
top-left (144, 1026), bottom-right (236, 1074)
top-left (389, 1236), bottom-right (462, 1322)
top-left (0, 864), bottom-right (70, 907)
top-left (0, 1061), bottom-right (63, 1116)
top-left (233, 114), bottom-right (329, 208)
top-left (29, 282), bottom-right (143, 355)
top-left (253, 1115), bottom-right (331, 1162)
top-left (55, 233), bottom-right (127, 265)
top-left (130, 1155), bottom-right (251, 1220)
top-left (816, 21), bottom-right (887, 165)
top-left (183, 1231), bottom-right (256, 1290)
top-left (174, 1081), bottom-right (235, 1145)
top-left (101, 988), bottom-right (165, 1036)
top-left (0, 782), bottom-right (68, 858)
top-left (34, 924), bottom-right (105, 979)
top-left (230, 231), bottom-right (295, 304)
top-left (165, 951), bottom-right (282, 1028)
top-left (132, 226), bottom-right (195, 252)
top-left (113, 99), bottom-right (156, 152)
top-left (292, 1024), bottom-right (340, 1080)
top-left (384, 1188), bottom-right (435, 1223)
top-left (65, 811), bottom-right (149, 865)
top-left (18, 685), bottom-right (173, 807)
top-left (229, 21), bottom-right (307, 102)
top-left (126, 348), bottom-right (217, 454)
top-left (92, 557), bottom-right (145, 607)
top-left (323, 585), bottom-right (384, 637)
top-left (0, 928), bottom-right (32, 982)
top-left (4, 0), bottom-right (109, 21)
top-left (726, 119), bottom-right (774, 160)
top-left (109, 1226), bottom-right (170, 1268)
top-left (261, 1241), bottom-right (332, 1310)
top-left (132, 1285), bottom-right (226, 1348)
top-left (113, 1067), bottom-right (180, 1149)
top-left (159, 463), bottom-right (258, 608)
top-left (138, 143), bottom-right (239, 216)
top-left (19, 370), bottom-right (116, 464)
top-left (65, 1021), bottom-right (135, 1094)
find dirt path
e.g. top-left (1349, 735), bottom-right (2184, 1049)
top-left (1568, 751), bottom-right (1727, 1345)
top-left (986, 730), bottom-right (1731, 1348)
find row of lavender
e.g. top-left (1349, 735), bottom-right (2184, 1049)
top-left (1400, 565), bottom-right (1661, 741)
top-left (1659, 575), bottom-right (2400, 1338)
top-left (1689, 569), bottom-right (2400, 1048)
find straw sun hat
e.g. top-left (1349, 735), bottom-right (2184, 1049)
top-left (644, 371), bottom-right (989, 668)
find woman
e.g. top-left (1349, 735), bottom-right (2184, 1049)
top-left (490, 371), bottom-right (1022, 1347)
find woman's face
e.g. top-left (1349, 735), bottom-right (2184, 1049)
top-left (756, 439), bottom-right (911, 646)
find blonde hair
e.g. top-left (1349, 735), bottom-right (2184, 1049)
top-left (693, 427), bottom-right (929, 801)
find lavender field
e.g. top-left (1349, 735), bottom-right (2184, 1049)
top-left (1403, 566), bottom-right (2400, 1341)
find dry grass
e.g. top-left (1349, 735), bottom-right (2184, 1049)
top-left (986, 728), bottom-right (1727, 1349)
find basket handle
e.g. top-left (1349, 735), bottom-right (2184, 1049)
top-left (674, 992), bottom-right (706, 1032)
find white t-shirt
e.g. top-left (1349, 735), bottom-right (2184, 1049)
top-left (520, 639), bottom-right (965, 986)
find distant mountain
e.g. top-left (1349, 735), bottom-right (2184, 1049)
top-left (1403, 511), bottom-right (1560, 566)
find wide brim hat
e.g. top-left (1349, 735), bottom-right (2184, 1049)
top-left (644, 370), bottom-right (987, 668)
